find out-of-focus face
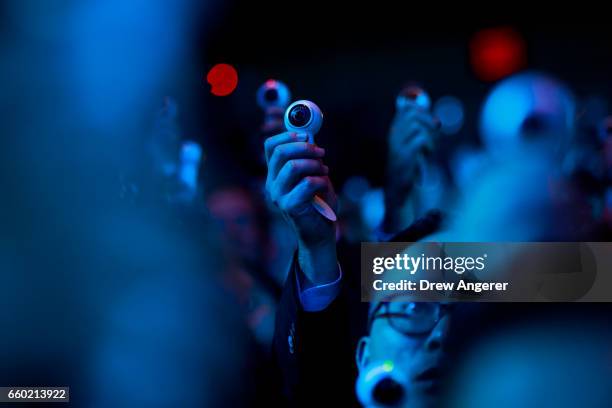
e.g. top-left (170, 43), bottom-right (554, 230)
top-left (207, 188), bottom-right (263, 264)
top-left (359, 302), bottom-right (453, 408)
top-left (479, 72), bottom-right (576, 156)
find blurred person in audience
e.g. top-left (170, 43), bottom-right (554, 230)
top-left (379, 85), bottom-right (452, 240)
top-left (3, 2), bottom-right (612, 406)
top-left (254, 80), bottom-right (300, 286)
top-left (88, 235), bottom-right (255, 407)
top-left (572, 115), bottom-right (612, 236)
top-left (263, 127), bottom-right (454, 406)
top-left (479, 72), bottom-right (576, 156)
top-left (267, 129), bottom-right (605, 406)
top-left (0, 1), bottom-right (262, 406)
top-left (454, 72), bottom-right (577, 195)
top-left (141, 97), bottom-right (205, 208)
top-left (453, 72), bottom-right (576, 198)
top-left (202, 79), bottom-right (299, 350)
top-left (264, 69), bottom-right (610, 406)
top-left (458, 71), bottom-right (609, 236)
top-left (353, 298), bottom-right (486, 408)
top-left (207, 183), bottom-right (281, 349)
top-left (443, 145), bottom-right (596, 242)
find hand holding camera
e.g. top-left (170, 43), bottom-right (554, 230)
top-left (264, 100), bottom-right (338, 287)
top-left (387, 86), bottom-right (440, 199)
top-left (284, 100), bottom-right (337, 222)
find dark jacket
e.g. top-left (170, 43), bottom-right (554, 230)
top-left (273, 211), bottom-right (444, 406)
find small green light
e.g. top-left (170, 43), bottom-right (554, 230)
top-left (382, 360), bottom-right (394, 372)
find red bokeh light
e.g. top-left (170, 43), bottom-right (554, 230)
top-left (206, 63), bottom-right (238, 96)
top-left (470, 27), bottom-right (527, 82)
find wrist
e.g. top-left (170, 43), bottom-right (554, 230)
top-left (297, 237), bottom-right (338, 288)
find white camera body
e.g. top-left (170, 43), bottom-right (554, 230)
top-left (356, 361), bottom-right (408, 408)
top-left (257, 79), bottom-right (291, 110)
top-left (283, 100), bottom-right (335, 221)
top-left (396, 85), bottom-right (431, 112)
top-left (284, 100), bottom-right (323, 143)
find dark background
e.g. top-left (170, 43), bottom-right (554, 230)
top-left (0, 3), bottom-right (611, 405)
top-left (176, 4), bottom-right (612, 189)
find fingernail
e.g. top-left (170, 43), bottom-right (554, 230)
top-left (323, 165), bottom-right (329, 174)
top-left (317, 147), bottom-right (326, 156)
top-left (297, 133), bottom-right (308, 141)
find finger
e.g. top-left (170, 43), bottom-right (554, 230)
top-left (264, 132), bottom-right (308, 163)
top-left (402, 127), bottom-right (431, 148)
top-left (389, 124), bottom-right (426, 153)
top-left (412, 113), bottom-right (440, 131)
top-left (415, 132), bottom-right (435, 152)
top-left (268, 142), bottom-right (325, 179)
top-left (395, 116), bottom-right (437, 135)
top-left (276, 159), bottom-right (329, 194)
top-left (396, 104), bottom-right (437, 124)
top-left (392, 121), bottom-right (438, 152)
top-left (394, 110), bottom-right (439, 132)
top-left (279, 176), bottom-right (328, 214)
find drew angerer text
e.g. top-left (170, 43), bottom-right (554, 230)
top-left (372, 279), bottom-right (509, 293)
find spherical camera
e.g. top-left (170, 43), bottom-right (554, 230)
top-left (284, 100), bottom-right (323, 136)
top-left (257, 79), bottom-right (291, 110)
top-left (479, 72), bottom-right (576, 154)
top-left (283, 99), bottom-right (335, 221)
top-left (396, 85), bottom-right (431, 111)
top-left (356, 361), bottom-right (408, 407)
top-left (396, 85), bottom-right (431, 112)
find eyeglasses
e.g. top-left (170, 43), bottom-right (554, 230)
top-left (369, 302), bottom-right (453, 336)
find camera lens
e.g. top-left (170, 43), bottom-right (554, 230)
top-left (373, 378), bottom-right (404, 406)
top-left (288, 104), bottom-right (311, 128)
top-left (264, 88), bottom-right (278, 102)
top-left (521, 114), bottom-right (551, 137)
top-left (400, 86), bottom-right (422, 100)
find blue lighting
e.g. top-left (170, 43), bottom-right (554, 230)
top-left (434, 96), bottom-right (465, 135)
